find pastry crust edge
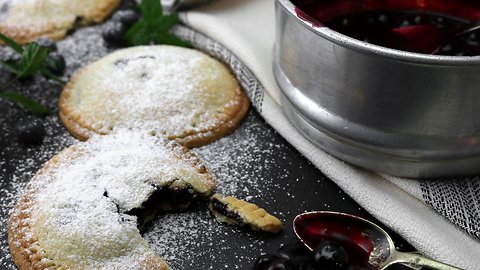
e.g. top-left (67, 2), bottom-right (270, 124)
top-left (8, 137), bottom-right (217, 270)
top-left (58, 52), bottom-right (251, 148)
top-left (0, 0), bottom-right (122, 45)
top-left (209, 194), bottom-right (284, 234)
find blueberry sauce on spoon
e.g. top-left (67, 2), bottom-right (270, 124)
top-left (293, 211), bottom-right (464, 270)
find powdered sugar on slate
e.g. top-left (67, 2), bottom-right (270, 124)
top-left (0, 11), bottom-right (291, 269)
top-left (10, 130), bottom-right (216, 269)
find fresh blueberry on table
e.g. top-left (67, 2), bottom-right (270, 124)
top-left (101, 20), bottom-right (128, 46)
top-left (253, 254), bottom-right (281, 270)
top-left (15, 115), bottom-right (46, 145)
top-left (112, 9), bottom-right (141, 28)
top-left (265, 258), bottom-right (297, 270)
top-left (278, 239), bottom-right (314, 267)
top-left (102, 9), bottom-right (140, 47)
top-left (35, 37), bottom-right (58, 52)
top-left (43, 51), bottom-right (66, 75)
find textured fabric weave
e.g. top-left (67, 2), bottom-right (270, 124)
top-left (421, 177), bottom-right (480, 239)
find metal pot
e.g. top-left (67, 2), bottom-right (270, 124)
top-left (273, 0), bottom-right (480, 178)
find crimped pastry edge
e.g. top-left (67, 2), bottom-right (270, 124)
top-left (8, 134), bottom-right (217, 270)
top-left (209, 194), bottom-right (284, 233)
top-left (58, 46), bottom-right (250, 148)
top-left (0, 0), bottom-right (121, 45)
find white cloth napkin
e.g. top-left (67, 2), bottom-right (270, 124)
top-left (178, 0), bottom-right (480, 268)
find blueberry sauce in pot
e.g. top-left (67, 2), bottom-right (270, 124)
top-left (291, 0), bottom-right (480, 55)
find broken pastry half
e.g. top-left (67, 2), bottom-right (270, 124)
top-left (59, 45), bottom-right (250, 148)
top-left (8, 130), bottom-right (215, 270)
top-left (0, 0), bottom-right (121, 44)
top-left (209, 194), bottom-right (284, 233)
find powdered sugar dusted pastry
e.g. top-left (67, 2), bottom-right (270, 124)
top-left (0, 0), bottom-right (121, 44)
top-left (8, 130), bottom-right (215, 270)
top-left (209, 194), bottom-right (284, 233)
top-left (59, 45), bottom-right (250, 148)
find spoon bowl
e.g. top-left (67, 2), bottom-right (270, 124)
top-left (293, 211), bottom-right (464, 270)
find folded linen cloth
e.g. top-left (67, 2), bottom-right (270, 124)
top-left (176, 0), bottom-right (480, 268)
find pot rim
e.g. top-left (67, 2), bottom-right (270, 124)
top-left (277, 0), bottom-right (480, 66)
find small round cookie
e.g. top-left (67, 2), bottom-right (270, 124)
top-left (0, 0), bottom-right (121, 44)
top-left (59, 45), bottom-right (250, 148)
top-left (8, 130), bottom-right (215, 270)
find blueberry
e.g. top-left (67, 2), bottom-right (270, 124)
top-left (265, 258), bottom-right (296, 270)
top-left (43, 51), bottom-right (65, 75)
top-left (377, 13), bottom-right (390, 23)
top-left (101, 20), bottom-right (127, 46)
top-left (112, 10), bottom-right (140, 28)
top-left (466, 32), bottom-right (480, 46)
top-left (278, 239), bottom-right (314, 267)
top-left (297, 261), bottom-right (315, 270)
top-left (439, 43), bottom-right (453, 54)
top-left (399, 19), bottom-right (412, 27)
top-left (15, 115), bottom-right (46, 145)
top-left (430, 16), bottom-right (449, 29)
top-left (35, 37), bottom-right (57, 52)
top-left (313, 241), bottom-right (348, 270)
top-left (413, 15), bottom-right (424, 25)
top-left (253, 254), bottom-right (281, 270)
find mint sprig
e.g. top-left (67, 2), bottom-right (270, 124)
top-left (0, 32), bottom-right (67, 114)
top-left (0, 91), bottom-right (50, 114)
top-left (124, 0), bottom-right (190, 47)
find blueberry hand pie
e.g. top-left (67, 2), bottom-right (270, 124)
top-left (8, 130), bottom-right (215, 270)
top-left (209, 194), bottom-right (284, 233)
top-left (59, 45), bottom-right (250, 148)
top-left (0, 0), bottom-right (121, 44)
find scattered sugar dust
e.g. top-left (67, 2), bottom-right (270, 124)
top-left (0, 17), bottom-right (298, 269)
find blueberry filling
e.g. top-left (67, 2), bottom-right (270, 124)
top-left (99, 182), bottom-right (196, 232)
top-left (113, 56), bottom-right (156, 69)
top-left (127, 185), bottom-right (195, 231)
top-left (210, 197), bottom-right (244, 224)
top-left (114, 59), bottom-right (129, 68)
top-left (136, 55), bottom-right (156, 60)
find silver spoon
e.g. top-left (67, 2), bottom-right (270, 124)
top-left (293, 211), bottom-right (464, 270)
top-left (431, 19), bottom-right (480, 54)
top-left (391, 19), bottom-right (480, 55)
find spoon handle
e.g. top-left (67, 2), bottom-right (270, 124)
top-left (395, 251), bottom-right (465, 270)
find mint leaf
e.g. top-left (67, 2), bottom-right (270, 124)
top-left (44, 56), bottom-right (60, 70)
top-left (0, 91), bottom-right (50, 114)
top-left (18, 43), bottom-right (51, 77)
top-left (124, 0), bottom-right (190, 48)
top-left (0, 32), bottom-right (24, 54)
top-left (1, 60), bottom-right (21, 75)
top-left (156, 31), bottom-right (191, 47)
top-left (153, 13), bottom-right (179, 32)
top-left (125, 21), bottom-right (152, 46)
top-left (39, 65), bottom-right (67, 84)
top-left (0, 32), bottom-right (67, 114)
top-left (140, 0), bottom-right (163, 24)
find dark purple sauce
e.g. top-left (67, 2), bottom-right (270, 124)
top-left (294, 213), bottom-right (376, 270)
top-left (291, 0), bottom-right (480, 55)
